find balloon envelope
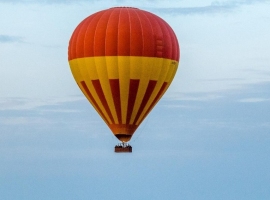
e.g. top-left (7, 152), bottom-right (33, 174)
top-left (68, 7), bottom-right (180, 142)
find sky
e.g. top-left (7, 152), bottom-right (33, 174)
top-left (1, 0), bottom-right (270, 199)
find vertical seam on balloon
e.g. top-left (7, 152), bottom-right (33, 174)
top-left (104, 10), bottom-right (121, 123)
top-left (117, 8), bottom-right (121, 56)
top-left (93, 11), bottom-right (108, 56)
top-left (117, 9), bottom-right (130, 125)
top-left (153, 14), bottom-right (164, 58)
top-left (135, 9), bottom-right (144, 56)
top-left (127, 10), bottom-right (132, 123)
top-left (126, 8), bottom-right (133, 125)
top-left (127, 7), bottom-right (131, 57)
top-left (152, 18), bottom-right (168, 58)
top-left (103, 9), bottom-right (119, 124)
top-left (117, 8), bottom-right (123, 123)
top-left (104, 9), bottom-right (114, 56)
top-left (141, 11), bottom-right (155, 56)
top-left (169, 28), bottom-right (177, 61)
top-left (168, 23), bottom-right (176, 61)
top-left (82, 16), bottom-right (94, 96)
top-left (75, 18), bottom-right (88, 59)
top-left (161, 20), bottom-right (174, 59)
top-left (84, 11), bottom-right (103, 58)
top-left (172, 26), bottom-right (180, 61)
top-left (84, 15), bottom-right (94, 58)
top-left (166, 21), bottom-right (173, 60)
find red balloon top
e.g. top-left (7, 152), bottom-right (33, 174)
top-left (68, 7), bottom-right (180, 61)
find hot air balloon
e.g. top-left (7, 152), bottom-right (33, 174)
top-left (68, 7), bottom-right (180, 152)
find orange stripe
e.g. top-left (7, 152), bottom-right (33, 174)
top-left (126, 79), bottom-right (140, 124)
top-left (92, 80), bottom-right (115, 124)
top-left (133, 80), bottom-right (157, 125)
top-left (80, 81), bottom-right (109, 125)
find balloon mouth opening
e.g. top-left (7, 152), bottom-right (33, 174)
top-left (115, 134), bottom-right (132, 142)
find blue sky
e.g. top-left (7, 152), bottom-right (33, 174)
top-left (1, 0), bottom-right (270, 199)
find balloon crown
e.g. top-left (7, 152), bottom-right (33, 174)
top-left (110, 7), bottom-right (138, 9)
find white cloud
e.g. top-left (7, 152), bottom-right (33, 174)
top-left (0, 0), bottom-right (86, 4)
top-left (166, 93), bottom-right (223, 101)
top-left (238, 97), bottom-right (270, 103)
top-left (0, 96), bottom-right (84, 110)
top-left (0, 35), bottom-right (23, 43)
top-left (0, 116), bottom-right (53, 125)
top-left (147, 0), bottom-right (270, 15)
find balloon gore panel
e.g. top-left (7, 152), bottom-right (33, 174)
top-left (68, 7), bottom-right (180, 142)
